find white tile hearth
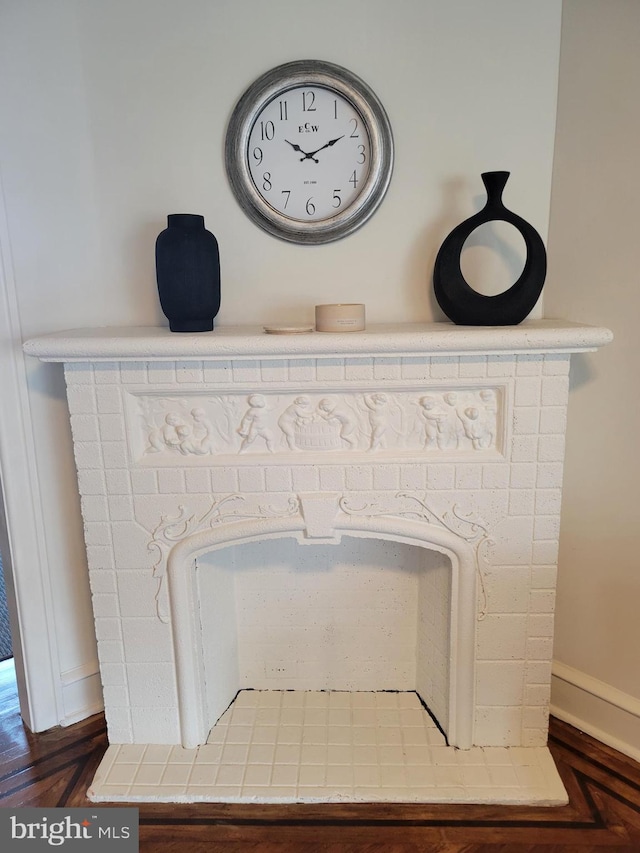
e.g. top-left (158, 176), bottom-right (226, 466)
top-left (88, 690), bottom-right (567, 805)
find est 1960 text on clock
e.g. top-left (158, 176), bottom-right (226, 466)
top-left (225, 60), bottom-right (394, 245)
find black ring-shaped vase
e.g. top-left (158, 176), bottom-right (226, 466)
top-left (433, 171), bottom-right (546, 326)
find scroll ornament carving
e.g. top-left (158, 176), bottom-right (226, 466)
top-left (137, 388), bottom-right (499, 459)
top-left (148, 494), bottom-right (300, 621)
top-left (147, 490), bottom-right (492, 623)
top-left (339, 492), bottom-right (493, 619)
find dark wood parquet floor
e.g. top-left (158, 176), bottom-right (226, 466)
top-left (1, 660), bottom-right (639, 852)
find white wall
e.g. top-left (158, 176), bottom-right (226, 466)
top-left (545, 0), bottom-right (640, 761)
top-left (0, 0), bottom-right (562, 728)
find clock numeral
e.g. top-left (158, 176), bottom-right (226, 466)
top-left (302, 91), bottom-right (316, 112)
top-left (332, 189), bottom-right (342, 208)
top-left (357, 144), bottom-right (366, 164)
top-left (252, 147), bottom-right (263, 165)
top-left (281, 190), bottom-right (291, 209)
top-left (262, 172), bottom-right (272, 192)
top-left (260, 120), bottom-right (275, 141)
top-left (349, 170), bottom-right (358, 189)
top-left (349, 118), bottom-right (359, 138)
top-left (333, 99), bottom-right (338, 119)
top-left (305, 197), bottom-right (316, 216)
top-left (278, 100), bottom-right (288, 121)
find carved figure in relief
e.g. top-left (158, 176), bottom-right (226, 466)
top-left (175, 423), bottom-right (194, 454)
top-left (478, 389), bottom-right (497, 448)
top-left (175, 423), bottom-right (209, 455)
top-left (278, 396), bottom-right (314, 450)
top-left (191, 407), bottom-right (216, 454)
top-left (363, 393), bottom-right (391, 450)
top-left (417, 396), bottom-right (446, 449)
top-left (438, 392), bottom-right (465, 449)
top-left (146, 412), bottom-right (185, 453)
top-left (318, 397), bottom-right (358, 448)
top-left (459, 406), bottom-right (493, 449)
top-left (480, 389), bottom-right (497, 419)
top-left (237, 394), bottom-right (275, 452)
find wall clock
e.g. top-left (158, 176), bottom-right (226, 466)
top-left (225, 60), bottom-right (394, 244)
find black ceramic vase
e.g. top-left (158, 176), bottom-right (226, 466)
top-left (155, 214), bottom-right (221, 332)
top-left (433, 172), bottom-right (546, 326)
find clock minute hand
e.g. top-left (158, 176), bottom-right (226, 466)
top-left (307, 135), bottom-right (345, 159)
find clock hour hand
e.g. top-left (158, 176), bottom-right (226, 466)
top-left (285, 138), bottom-right (318, 163)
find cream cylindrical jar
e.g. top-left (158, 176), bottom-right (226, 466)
top-left (315, 303), bottom-right (365, 332)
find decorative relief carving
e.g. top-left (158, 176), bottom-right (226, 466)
top-left (238, 394), bottom-right (277, 452)
top-left (129, 387), bottom-right (502, 462)
top-left (149, 494), bottom-right (300, 621)
top-left (148, 490), bottom-right (492, 623)
top-left (417, 390), bottom-right (496, 451)
top-left (339, 492), bottom-right (492, 620)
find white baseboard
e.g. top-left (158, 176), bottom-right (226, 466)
top-left (551, 660), bottom-right (640, 763)
top-left (59, 661), bottom-right (104, 727)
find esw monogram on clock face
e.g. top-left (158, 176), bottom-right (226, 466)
top-left (247, 85), bottom-right (371, 222)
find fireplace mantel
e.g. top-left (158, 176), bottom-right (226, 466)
top-left (24, 319), bottom-right (612, 362)
top-left (24, 319), bottom-right (612, 805)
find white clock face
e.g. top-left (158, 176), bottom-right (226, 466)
top-left (246, 86), bottom-right (371, 223)
top-left (226, 61), bottom-right (393, 243)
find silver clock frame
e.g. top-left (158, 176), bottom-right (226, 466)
top-left (225, 60), bottom-right (394, 245)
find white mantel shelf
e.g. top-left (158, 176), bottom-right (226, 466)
top-left (24, 319), bottom-right (612, 363)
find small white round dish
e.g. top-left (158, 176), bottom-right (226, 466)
top-left (263, 324), bottom-right (314, 335)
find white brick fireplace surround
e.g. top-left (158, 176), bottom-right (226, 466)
top-left (25, 320), bottom-right (611, 805)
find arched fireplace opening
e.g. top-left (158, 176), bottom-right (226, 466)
top-left (167, 522), bottom-right (477, 750)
